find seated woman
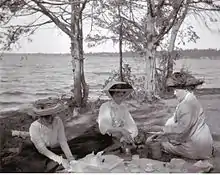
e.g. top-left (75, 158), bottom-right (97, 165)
top-left (29, 103), bottom-right (74, 169)
top-left (97, 81), bottom-right (138, 153)
top-left (151, 72), bottom-right (213, 160)
top-left (2, 100), bottom-right (113, 173)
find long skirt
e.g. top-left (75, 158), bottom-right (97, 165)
top-left (1, 124), bottom-right (113, 173)
top-left (162, 117), bottom-right (213, 160)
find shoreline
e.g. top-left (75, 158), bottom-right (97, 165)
top-left (1, 87), bottom-right (220, 118)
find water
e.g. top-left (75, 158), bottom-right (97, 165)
top-left (1, 54), bottom-right (220, 114)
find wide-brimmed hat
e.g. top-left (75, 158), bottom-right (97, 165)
top-left (166, 71), bottom-right (204, 89)
top-left (32, 103), bottom-right (63, 117)
top-left (103, 81), bottom-right (134, 99)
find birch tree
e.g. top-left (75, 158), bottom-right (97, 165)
top-left (87, 0), bottom-right (220, 100)
top-left (87, 0), bottom-right (188, 100)
top-left (0, 0), bottom-right (90, 108)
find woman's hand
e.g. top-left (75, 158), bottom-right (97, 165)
top-left (121, 129), bottom-right (134, 143)
top-left (61, 158), bottom-right (70, 169)
top-left (107, 128), bottom-right (134, 143)
top-left (145, 132), bottom-right (166, 144)
top-left (68, 156), bottom-right (75, 162)
top-left (169, 139), bottom-right (181, 146)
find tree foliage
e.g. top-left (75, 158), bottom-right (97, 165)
top-left (86, 0), bottom-right (220, 53)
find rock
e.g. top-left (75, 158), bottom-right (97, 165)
top-left (169, 158), bottom-right (186, 169)
top-left (188, 160), bottom-right (213, 173)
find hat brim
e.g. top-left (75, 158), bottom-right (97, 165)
top-left (103, 81), bottom-right (134, 99)
top-left (32, 103), bottom-right (63, 116)
top-left (166, 80), bottom-right (204, 89)
top-left (166, 72), bottom-right (204, 89)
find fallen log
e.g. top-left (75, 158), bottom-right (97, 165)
top-left (11, 130), bottom-right (30, 139)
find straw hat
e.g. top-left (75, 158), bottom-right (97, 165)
top-left (103, 81), bottom-right (134, 99)
top-left (32, 103), bottom-right (63, 117)
top-left (166, 72), bottom-right (204, 89)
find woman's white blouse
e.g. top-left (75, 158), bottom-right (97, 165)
top-left (97, 101), bottom-right (138, 139)
top-left (29, 116), bottom-right (67, 149)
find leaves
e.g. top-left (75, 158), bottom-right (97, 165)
top-left (0, 0), bottom-right (94, 51)
top-left (86, 0), bottom-right (187, 54)
top-left (176, 25), bottom-right (200, 46)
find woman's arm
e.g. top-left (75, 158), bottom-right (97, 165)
top-left (29, 124), bottom-right (63, 164)
top-left (123, 106), bottom-right (138, 138)
top-left (57, 117), bottom-right (74, 161)
top-left (163, 103), bottom-right (195, 141)
top-left (97, 103), bottom-right (114, 135)
top-left (106, 127), bottom-right (129, 137)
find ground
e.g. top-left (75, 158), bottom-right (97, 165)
top-left (1, 89), bottom-right (220, 172)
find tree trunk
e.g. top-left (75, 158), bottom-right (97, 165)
top-left (166, 21), bottom-right (181, 78)
top-left (78, 6), bottom-right (89, 106)
top-left (118, 5), bottom-right (123, 82)
top-left (144, 3), bottom-right (157, 101)
top-left (71, 44), bottom-right (82, 107)
top-left (167, 4), bottom-right (189, 78)
top-left (119, 24), bottom-right (123, 82)
top-left (70, 0), bottom-right (88, 108)
top-left (144, 43), bottom-right (157, 101)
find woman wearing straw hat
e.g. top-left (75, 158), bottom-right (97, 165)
top-left (97, 81), bottom-right (138, 154)
top-left (29, 103), bottom-right (74, 170)
top-left (148, 72), bottom-right (213, 160)
top-left (2, 100), bottom-right (114, 172)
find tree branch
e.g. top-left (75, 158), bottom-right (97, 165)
top-left (3, 20), bottom-right (53, 29)
top-left (155, 0), bottom-right (185, 44)
top-left (80, 0), bottom-right (88, 14)
top-left (31, 0), bottom-right (73, 38)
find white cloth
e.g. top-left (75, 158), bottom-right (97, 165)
top-left (29, 116), bottom-right (73, 163)
top-left (97, 101), bottom-right (138, 139)
top-left (165, 117), bottom-right (175, 126)
top-left (163, 92), bottom-right (213, 159)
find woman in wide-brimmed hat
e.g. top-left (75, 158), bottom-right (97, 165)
top-left (97, 81), bottom-right (138, 154)
top-left (149, 72), bottom-right (213, 160)
top-left (29, 103), bottom-right (74, 169)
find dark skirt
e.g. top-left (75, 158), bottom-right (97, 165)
top-left (1, 124), bottom-right (113, 173)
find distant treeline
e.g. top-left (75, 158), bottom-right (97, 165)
top-left (179, 49), bottom-right (220, 58)
top-left (3, 49), bottom-right (220, 59)
top-left (86, 49), bottom-right (220, 58)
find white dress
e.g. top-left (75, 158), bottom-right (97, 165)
top-left (97, 101), bottom-right (138, 139)
top-left (163, 92), bottom-right (213, 159)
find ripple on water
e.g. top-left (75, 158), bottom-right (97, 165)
top-left (1, 55), bottom-right (220, 115)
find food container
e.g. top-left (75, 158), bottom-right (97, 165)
top-left (148, 141), bottom-right (162, 160)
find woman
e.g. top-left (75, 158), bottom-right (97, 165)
top-left (29, 103), bottom-right (74, 169)
top-left (152, 72), bottom-right (213, 160)
top-left (2, 101), bottom-right (113, 173)
top-left (97, 81), bottom-right (138, 153)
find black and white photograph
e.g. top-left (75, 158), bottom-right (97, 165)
top-left (0, 0), bottom-right (220, 173)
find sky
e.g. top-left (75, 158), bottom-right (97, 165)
top-left (10, 11), bottom-right (220, 54)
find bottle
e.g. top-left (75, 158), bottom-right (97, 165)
top-left (124, 147), bottom-right (132, 161)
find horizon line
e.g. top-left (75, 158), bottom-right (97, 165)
top-left (3, 48), bottom-right (220, 55)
